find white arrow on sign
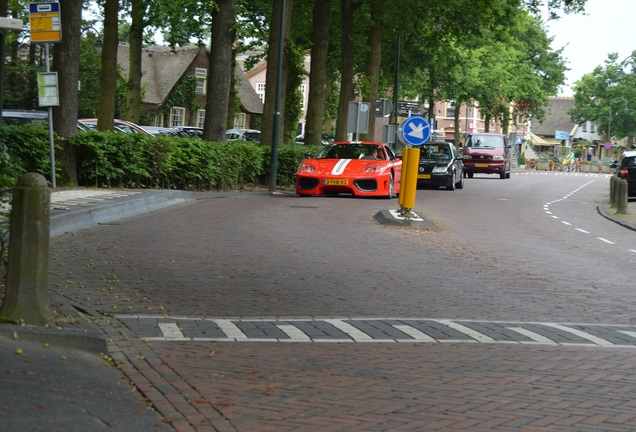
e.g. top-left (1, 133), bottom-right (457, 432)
top-left (407, 121), bottom-right (424, 139)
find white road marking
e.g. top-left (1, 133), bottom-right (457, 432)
top-left (115, 316), bottom-right (636, 348)
top-left (213, 319), bottom-right (247, 340)
top-left (507, 327), bottom-right (558, 345)
top-left (575, 228), bottom-right (589, 234)
top-left (434, 319), bottom-right (496, 343)
top-left (158, 323), bottom-right (187, 340)
top-left (277, 324), bottom-right (311, 341)
top-left (393, 324), bottom-right (437, 342)
top-left (324, 319), bottom-right (373, 341)
top-left (542, 323), bottom-right (614, 347)
top-left (597, 237), bottom-right (615, 244)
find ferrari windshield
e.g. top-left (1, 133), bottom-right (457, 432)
top-left (317, 144), bottom-right (386, 160)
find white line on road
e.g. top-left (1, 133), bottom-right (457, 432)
top-left (324, 319), bottom-right (373, 341)
top-left (393, 324), bottom-right (437, 342)
top-left (507, 327), bottom-right (558, 345)
top-left (542, 323), bottom-right (614, 347)
top-left (277, 324), bottom-right (311, 341)
top-left (158, 323), bottom-right (187, 340)
top-left (213, 319), bottom-right (247, 340)
top-left (597, 237), bottom-right (615, 244)
top-left (435, 319), bottom-right (496, 343)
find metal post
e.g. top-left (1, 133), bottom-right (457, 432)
top-left (392, 33), bottom-right (401, 149)
top-left (268, 0), bottom-right (286, 192)
top-left (45, 43), bottom-right (56, 188)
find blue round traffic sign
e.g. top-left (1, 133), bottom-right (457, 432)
top-left (397, 116), bottom-right (430, 146)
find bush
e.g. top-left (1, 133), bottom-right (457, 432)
top-left (0, 125), bottom-right (328, 192)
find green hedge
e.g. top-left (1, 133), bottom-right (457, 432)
top-left (0, 124), bottom-right (322, 191)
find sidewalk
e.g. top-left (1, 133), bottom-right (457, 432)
top-left (597, 200), bottom-right (636, 231)
top-left (1, 188), bottom-right (196, 431)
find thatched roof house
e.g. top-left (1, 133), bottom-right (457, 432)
top-left (117, 44), bottom-right (263, 128)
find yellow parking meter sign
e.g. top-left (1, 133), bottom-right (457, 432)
top-left (29, 3), bottom-right (61, 43)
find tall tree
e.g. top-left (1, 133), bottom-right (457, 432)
top-left (202, 0), bottom-right (236, 142)
top-left (52, 0), bottom-right (82, 186)
top-left (97, 0), bottom-right (118, 131)
top-left (303, 0), bottom-right (332, 146)
top-left (125, 0), bottom-right (146, 123)
top-left (261, 0), bottom-right (293, 147)
top-left (359, 0), bottom-right (383, 142)
top-left (334, 0), bottom-right (361, 141)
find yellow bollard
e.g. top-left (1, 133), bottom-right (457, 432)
top-left (398, 148), bottom-right (409, 207)
top-left (401, 147), bottom-right (420, 212)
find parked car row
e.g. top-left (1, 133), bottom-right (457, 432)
top-left (294, 133), bottom-right (514, 197)
top-left (1, 111), bottom-right (262, 142)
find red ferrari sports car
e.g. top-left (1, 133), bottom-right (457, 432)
top-left (295, 141), bottom-right (402, 198)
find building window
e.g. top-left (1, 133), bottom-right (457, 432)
top-left (446, 101), bottom-right (456, 118)
top-left (581, 122), bottom-right (587, 133)
top-left (590, 123), bottom-right (595, 133)
top-left (171, 107), bottom-right (185, 127)
top-left (234, 113), bottom-right (246, 129)
top-left (154, 115), bottom-right (163, 127)
top-left (196, 109), bottom-right (205, 128)
top-left (256, 83), bottom-right (266, 102)
top-left (195, 68), bottom-right (207, 95)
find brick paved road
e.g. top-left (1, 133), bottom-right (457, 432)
top-left (50, 173), bottom-right (636, 431)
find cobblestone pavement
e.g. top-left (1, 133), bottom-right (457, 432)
top-left (49, 175), bottom-right (636, 432)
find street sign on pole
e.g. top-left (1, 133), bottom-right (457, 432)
top-left (347, 101), bottom-right (369, 136)
top-left (397, 116), bottom-right (430, 146)
top-left (37, 72), bottom-right (59, 107)
top-left (29, 2), bottom-right (61, 43)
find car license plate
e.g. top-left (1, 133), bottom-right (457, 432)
top-left (417, 174), bottom-right (431, 179)
top-left (476, 163), bottom-right (488, 168)
top-left (324, 179), bottom-right (348, 185)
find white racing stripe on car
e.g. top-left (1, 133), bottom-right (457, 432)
top-left (331, 159), bottom-right (352, 175)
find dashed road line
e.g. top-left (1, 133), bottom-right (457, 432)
top-left (543, 179), bottom-right (635, 252)
top-left (114, 316), bottom-right (636, 348)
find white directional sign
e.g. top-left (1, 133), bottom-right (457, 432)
top-left (397, 116), bottom-right (431, 146)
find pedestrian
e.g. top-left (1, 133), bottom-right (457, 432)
top-left (566, 148), bottom-right (575, 171)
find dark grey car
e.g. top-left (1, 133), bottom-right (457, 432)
top-left (416, 142), bottom-right (464, 191)
top-left (610, 150), bottom-right (636, 197)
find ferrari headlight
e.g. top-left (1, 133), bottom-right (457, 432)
top-left (298, 163), bottom-right (316, 173)
top-left (364, 165), bottom-right (381, 172)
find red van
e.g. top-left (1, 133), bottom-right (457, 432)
top-left (462, 133), bottom-right (511, 179)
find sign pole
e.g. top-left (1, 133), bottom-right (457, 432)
top-left (44, 42), bottom-right (55, 188)
top-left (30, 2), bottom-right (62, 188)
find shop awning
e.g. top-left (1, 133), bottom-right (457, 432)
top-left (530, 133), bottom-right (557, 146)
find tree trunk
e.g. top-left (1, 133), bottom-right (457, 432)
top-left (203, 0), bottom-right (236, 142)
top-left (454, 100), bottom-right (461, 145)
top-left (335, 0), bottom-right (361, 141)
top-left (226, 47), bottom-right (237, 128)
top-left (97, 0), bottom-right (119, 131)
top-left (126, 0), bottom-right (146, 124)
top-left (261, 0), bottom-right (293, 147)
top-left (360, 0), bottom-right (383, 142)
top-left (304, 0), bottom-right (331, 147)
top-left (52, 0), bottom-right (82, 186)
